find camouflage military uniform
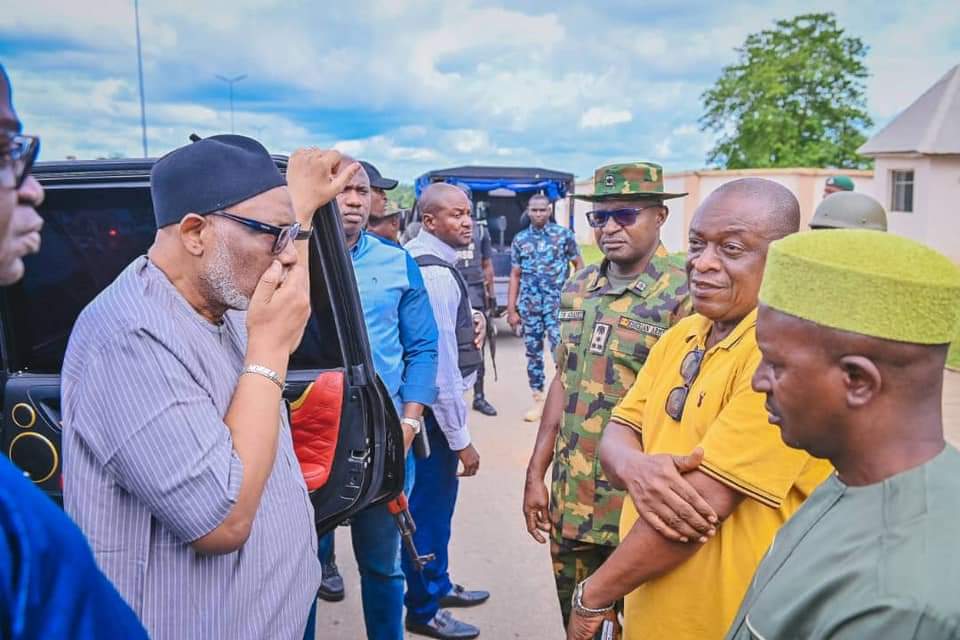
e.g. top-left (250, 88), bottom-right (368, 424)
top-left (550, 245), bottom-right (691, 623)
top-left (511, 222), bottom-right (580, 392)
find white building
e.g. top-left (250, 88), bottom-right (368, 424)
top-left (859, 64), bottom-right (960, 263)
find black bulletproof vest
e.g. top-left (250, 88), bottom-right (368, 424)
top-left (414, 253), bottom-right (483, 379)
top-left (456, 224), bottom-right (487, 309)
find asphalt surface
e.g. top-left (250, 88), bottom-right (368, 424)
top-left (312, 328), bottom-right (960, 639)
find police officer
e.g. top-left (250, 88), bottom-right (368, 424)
top-left (809, 191), bottom-right (888, 231)
top-left (456, 216), bottom-right (498, 416)
top-left (521, 162), bottom-right (691, 626)
top-left (507, 194), bottom-right (583, 422)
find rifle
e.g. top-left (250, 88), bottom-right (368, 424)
top-left (484, 294), bottom-right (498, 381)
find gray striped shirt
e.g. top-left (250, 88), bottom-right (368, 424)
top-left (61, 256), bottom-right (320, 640)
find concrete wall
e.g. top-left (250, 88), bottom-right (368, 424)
top-left (869, 154), bottom-right (960, 263)
top-left (571, 168), bottom-right (875, 252)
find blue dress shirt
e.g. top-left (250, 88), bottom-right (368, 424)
top-left (351, 232), bottom-right (439, 411)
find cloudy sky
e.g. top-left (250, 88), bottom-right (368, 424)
top-left (2, 0), bottom-right (958, 182)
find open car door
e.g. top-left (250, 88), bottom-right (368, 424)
top-left (0, 158), bottom-right (404, 535)
top-left (288, 194), bottom-right (404, 533)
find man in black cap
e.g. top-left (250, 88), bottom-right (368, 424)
top-left (60, 135), bottom-right (358, 639)
top-left (360, 160), bottom-right (402, 243)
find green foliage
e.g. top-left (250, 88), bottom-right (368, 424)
top-left (387, 183), bottom-right (415, 210)
top-left (700, 13), bottom-right (873, 169)
top-left (580, 244), bottom-right (604, 265)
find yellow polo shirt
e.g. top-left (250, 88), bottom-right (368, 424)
top-left (610, 309), bottom-right (833, 640)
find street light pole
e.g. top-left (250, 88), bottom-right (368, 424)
top-left (133, 0), bottom-right (148, 157)
top-left (216, 74), bottom-right (247, 134)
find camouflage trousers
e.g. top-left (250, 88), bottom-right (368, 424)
top-left (551, 536), bottom-right (618, 628)
top-left (519, 288), bottom-right (561, 392)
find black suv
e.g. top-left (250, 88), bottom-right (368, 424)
top-left (0, 158), bottom-right (404, 533)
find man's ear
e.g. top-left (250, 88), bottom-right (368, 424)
top-left (839, 355), bottom-right (882, 409)
top-left (655, 204), bottom-right (668, 227)
top-left (421, 211), bottom-right (435, 233)
top-left (179, 214), bottom-right (207, 256)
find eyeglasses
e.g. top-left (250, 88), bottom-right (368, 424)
top-left (665, 348), bottom-right (704, 421)
top-left (586, 204), bottom-right (663, 229)
top-left (208, 210), bottom-right (311, 255)
top-left (0, 134), bottom-right (40, 190)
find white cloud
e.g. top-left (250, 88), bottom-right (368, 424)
top-left (655, 138), bottom-right (672, 158)
top-left (579, 107), bottom-right (633, 129)
top-left (4, 0), bottom-right (959, 180)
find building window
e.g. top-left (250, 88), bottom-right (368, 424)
top-left (891, 170), bottom-right (914, 212)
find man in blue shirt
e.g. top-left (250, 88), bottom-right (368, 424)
top-left (0, 64), bottom-right (148, 640)
top-left (315, 159), bottom-right (439, 640)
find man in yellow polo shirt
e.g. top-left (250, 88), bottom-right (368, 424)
top-left (566, 178), bottom-right (834, 640)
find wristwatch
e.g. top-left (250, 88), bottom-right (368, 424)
top-left (401, 417), bottom-right (423, 435)
top-left (572, 578), bottom-right (615, 618)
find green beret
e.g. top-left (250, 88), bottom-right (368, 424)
top-left (825, 175), bottom-right (855, 191)
top-left (760, 230), bottom-right (960, 344)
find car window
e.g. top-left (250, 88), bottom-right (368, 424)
top-left (3, 187), bottom-right (157, 374)
top-left (2, 185), bottom-right (343, 374)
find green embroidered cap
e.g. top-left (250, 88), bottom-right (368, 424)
top-left (760, 229), bottom-right (960, 344)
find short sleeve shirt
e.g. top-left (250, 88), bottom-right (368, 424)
top-left (727, 446), bottom-right (960, 640)
top-left (550, 244), bottom-right (691, 546)
top-left (61, 257), bottom-right (321, 640)
top-left (610, 309), bottom-right (833, 640)
top-left (510, 223), bottom-right (579, 291)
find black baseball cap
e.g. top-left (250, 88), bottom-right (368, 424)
top-left (359, 160), bottom-right (398, 190)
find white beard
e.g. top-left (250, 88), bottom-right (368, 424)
top-left (200, 237), bottom-right (250, 311)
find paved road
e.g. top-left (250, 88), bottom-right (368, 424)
top-left (314, 327), bottom-right (562, 639)
top-left (313, 329), bottom-right (960, 639)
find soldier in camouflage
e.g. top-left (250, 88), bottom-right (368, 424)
top-left (521, 162), bottom-right (691, 626)
top-left (507, 194), bottom-right (583, 422)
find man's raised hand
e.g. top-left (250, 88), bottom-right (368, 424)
top-left (287, 148), bottom-right (360, 227)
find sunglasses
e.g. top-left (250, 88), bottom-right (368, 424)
top-left (664, 348), bottom-right (704, 421)
top-left (586, 204), bottom-right (663, 229)
top-left (0, 134), bottom-right (41, 190)
top-left (208, 210), bottom-right (311, 255)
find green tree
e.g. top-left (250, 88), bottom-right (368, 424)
top-left (387, 183), bottom-right (415, 209)
top-left (700, 13), bottom-right (873, 169)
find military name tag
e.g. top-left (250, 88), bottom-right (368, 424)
top-left (618, 316), bottom-right (666, 337)
top-left (558, 310), bottom-right (585, 321)
top-left (589, 322), bottom-right (612, 354)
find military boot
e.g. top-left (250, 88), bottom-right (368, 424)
top-left (523, 391), bottom-right (545, 422)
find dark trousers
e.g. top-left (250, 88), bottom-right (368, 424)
top-left (401, 413), bottom-right (460, 624)
top-left (473, 357), bottom-right (486, 398)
